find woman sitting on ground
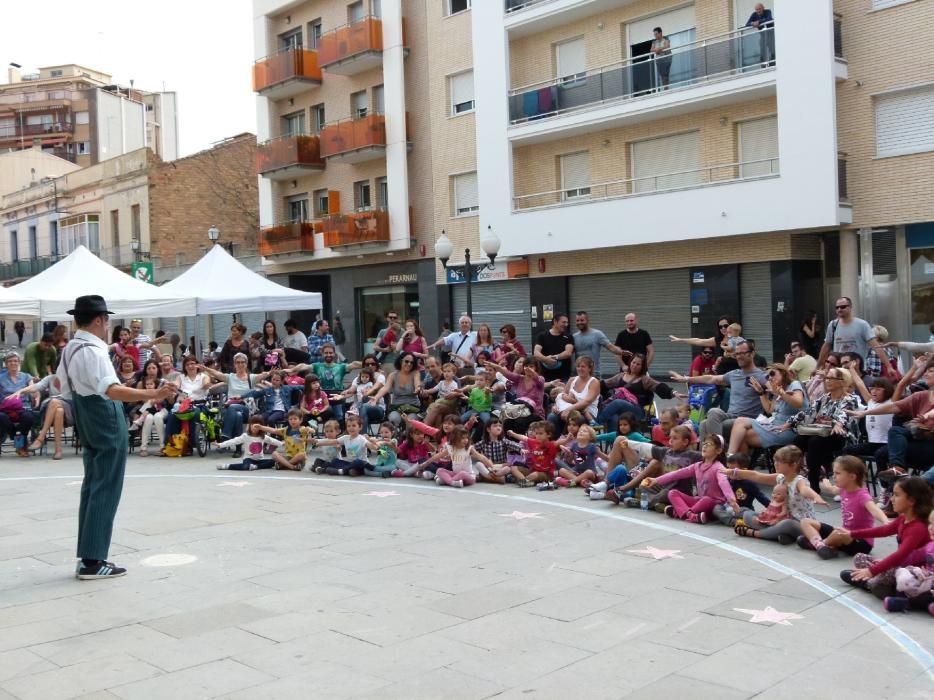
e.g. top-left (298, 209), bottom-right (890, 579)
top-left (483, 355), bottom-right (545, 436)
top-left (548, 356), bottom-right (601, 436)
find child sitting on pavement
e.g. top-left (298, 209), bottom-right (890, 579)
top-left (641, 434), bottom-right (741, 524)
top-left (311, 414), bottom-right (379, 476)
top-left (217, 416), bottom-right (283, 470)
top-left (256, 408), bottom-right (314, 471)
top-left (418, 425), bottom-right (495, 488)
top-left (508, 421), bottom-right (559, 488)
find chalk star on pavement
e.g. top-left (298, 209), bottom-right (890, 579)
top-left (626, 546), bottom-right (684, 560)
top-left (362, 490), bottom-right (400, 498)
top-left (217, 481), bottom-right (251, 488)
top-left (733, 606), bottom-right (804, 626)
top-left (499, 511), bottom-right (544, 520)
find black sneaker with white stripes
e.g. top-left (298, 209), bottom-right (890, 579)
top-left (77, 560), bottom-right (127, 580)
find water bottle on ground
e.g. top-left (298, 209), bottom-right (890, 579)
top-left (640, 488), bottom-right (649, 511)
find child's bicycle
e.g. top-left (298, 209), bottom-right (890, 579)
top-left (193, 397), bottom-right (224, 458)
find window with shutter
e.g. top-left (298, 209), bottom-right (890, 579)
top-left (875, 84), bottom-right (934, 158)
top-left (348, 1), bottom-right (365, 22)
top-left (314, 189), bottom-right (329, 217)
top-left (560, 151), bottom-right (591, 200)
top-left (556, 37), bottom-right (586, 85)
top-left (450, 71), bottom-right (475, 115)
top-left (373, 85), bottom-right (385, 114)
top-left (454, 172), bottom-right (479, 215)
top-left (446, 0), bottom-right (471, 16)
top-left (631, 131), bottom-right (701, 193)
top-left (351, 90), bottom-right (368, 119)
top-left (738, 116), bottom-right (779, 177)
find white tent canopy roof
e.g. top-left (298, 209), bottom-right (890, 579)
top-left (0, 285), bottom-right (41, 318)
top-left (159, 244), bottom-right (322, 314)
top-left (11, 245), bottom-right (195, 320)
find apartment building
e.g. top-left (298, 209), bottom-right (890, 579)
top-left (255, 0), bottom-right (934, 367)
top-left (0, 64), bottom-right (178, 167)
top-left (253, 0), bottom-right (442, 354)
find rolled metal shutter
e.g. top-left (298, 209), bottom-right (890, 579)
top-left (240, 312), bottom-right (268, 338)
top-left (739, 262), bottom-right (773, 361)
top-left (451, 280), bottom-right (532, 352)
top-left (569, 269), bottom-right (692, 376)
top-left (158, 317), bottom-right (179, 338)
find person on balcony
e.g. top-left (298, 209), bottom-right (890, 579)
top-left (650, 27), bottom-right (672, 89)
top-left (745, 3), bottom-right (776, 66)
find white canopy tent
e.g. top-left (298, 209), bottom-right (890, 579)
top-left (10, 245), bottom-right (195, 320)
top-left (0, 285), bottom-right (41, 318)
top-left (160, 244), bottom-right (322, 314)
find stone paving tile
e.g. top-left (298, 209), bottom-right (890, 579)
top-left (142, 602), bottom-right (275, 639)
top-left (216, 661), bottom-right (391, 700)
top-left (518, 587), bottom-right (627, 622)
top-left (428, 582), bottom-right (539, 621)
top-left (231, 630), bottom-right (378, 678)
top-left (327, 604), bottom-right (466, 647)
top-left (649, 613), bottom-right (761, 656)
top-left (364, 666), bottom-right (505, 700)
top-left (109, 658), bottom-right (274, 700)
top-left (447, 643), bottom-right (593, 689)
top-left (701, 589), bottom-right (822, 625)
top-left (493, 639), bottom-right (706, 699)
top-left (0, 653), bottom-right (161, 700)
top-left (676, 641), bottom-right (819, 694)
top-left (624, 673), bottom-right (754, 699)
top-left (0, 648), bottom-right (58, 683)
top-left (30, 625), bottom-right (177, 668)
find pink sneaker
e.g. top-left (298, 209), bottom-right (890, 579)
top-left (555, 477), bottom-right (570, 488)
top-left (391, 469), bottom-right (404, 478)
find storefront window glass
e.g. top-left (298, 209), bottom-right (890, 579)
top-left (910, 248), bottom-right (934, 341)
top-left (358, 284), bottom-right (420, 355)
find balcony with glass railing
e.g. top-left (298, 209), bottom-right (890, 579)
top-left (322, 208), bottom-right (390, 248)
top-left (319, 113), bottom-right (387, 163)
top-left (0, 255), bottom-right (60, 282)
top-left (253, 48), bottom-right (322, 100)
top-left (509, 26), bottom-right (775, 125)
top-left (513, 157), bottom-right (779, 211)
top-left (258, 221), bottom-right (316, 257)
top-left (318, 16), bottom-right (392, 76)
top-left (505, 0), bottom-right (550, 12)
top-left (256, 134), bottom-right (325, 179)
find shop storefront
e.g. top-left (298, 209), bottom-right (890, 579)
top-left (285, 259), bottom-right (442, 358)
top-left (448, 259), bottom-right (532, 350)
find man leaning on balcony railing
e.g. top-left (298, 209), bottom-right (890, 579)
top-left (745, 3), bottom-right (776, 67)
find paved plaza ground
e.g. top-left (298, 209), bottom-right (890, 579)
top-left (1, 452), bottom-right (932, 699)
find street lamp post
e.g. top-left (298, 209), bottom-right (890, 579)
top-left (435, 225), bottom-right (501, 319)
top-left (207, 224), bottom-right (233, 255)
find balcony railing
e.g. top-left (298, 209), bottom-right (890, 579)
top-left (833, 13), bottom-right (844, 59)
top-left (319, 114), bottom-right (386, 159)
top-left (838, 154), bottom-right (848, 202)
top-left (0, 122), bottom-right (74, 139)
top-left (256, 134), bottom-right (325, 176)
top-left (322, 208), bottom-right (390, 247)
top-left (318, 16), bottom-right (383, 70)
top-left (505, 0), bottom-right (550, 12)
top-left (258, 221), bottom-right (315, 256)
top-left (253, 48), bottom-right (322, 94)
top-left (0, 255), bottom-right (61, 282)
top-left (513, 157), bottom-right (779, 211)
top-left (509, 26), bottom-right (775, 124)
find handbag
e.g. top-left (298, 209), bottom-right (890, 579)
top-left (0, 395), bottom-right (24, 421)
top-left (796, 424), bottom-right (832, 437)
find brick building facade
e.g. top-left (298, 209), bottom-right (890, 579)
top-left (149, 134), bottom-right (258, 271)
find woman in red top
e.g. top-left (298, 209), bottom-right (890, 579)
top-left (837, 476), bottom-right (932, 598)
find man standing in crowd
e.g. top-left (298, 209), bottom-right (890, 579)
top-left (430, 315), bottom-right (477, 371)
top-left (786, 341), bottom-right (816, 382)
top-left (128, 319), bottom-right (152, 365)
top-left (573, 311), bottom-right (628, 377)
top-left (282, 318), bottom-right (310, 364)
top-left (22, 332), bottom-right (57, 379)
top-left (817, 297), bottom-right (893, 378)
top-left (615, 313), bottom-right (655, 368)
top-left (534, 313), bottom-right (575, 382)
top-left (373, 311), bottom-right (401, 365)
top-left (671, 340), bottom-right (767, 442)
top-left (58, 296), bottom-right (174, 580)
top-left (307, 319), bottom-right (335, 365)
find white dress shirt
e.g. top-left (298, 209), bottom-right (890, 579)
top-left (56, 330), bottom-right (120, 398)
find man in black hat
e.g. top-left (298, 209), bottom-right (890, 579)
top-left (55, 295), bottom-right (174, 580)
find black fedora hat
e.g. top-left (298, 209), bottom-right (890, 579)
top-left (67, 294), bottom-right (114, 316)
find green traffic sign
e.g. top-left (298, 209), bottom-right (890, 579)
top-left (132, 261), bottom-right (154, 284)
